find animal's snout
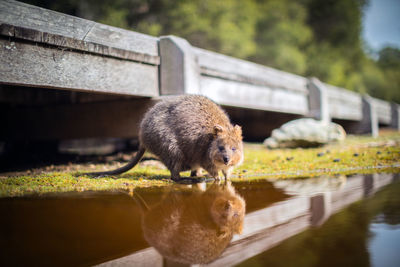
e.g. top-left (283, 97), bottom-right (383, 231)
top-left (223, 155), bottom-right (230, 164)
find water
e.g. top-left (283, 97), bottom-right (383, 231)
top-left (369, 222), bottom-right (400, 267)
top-left (0, 174), bottom-right (399, 266)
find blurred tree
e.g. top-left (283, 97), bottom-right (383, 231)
top-left (304, 0), bottom-right (367, 89)
top-left (305, 42), bottom-right (348, 87)
top-left (306, 0), bottom-right (366, 48)
top-left (378, 47), bottom-right (400, 69)
top-left (377, 47), bottom-right (400, 103)
top-left (249, 0), bottom-right (312, 75)
top-left (137, 0), bottom-right (259, 59)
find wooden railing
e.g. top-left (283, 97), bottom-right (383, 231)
top-left (1, 0), bottom-right (399, 141)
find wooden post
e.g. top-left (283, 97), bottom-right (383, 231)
top-left (391, 103), bottom-right (400, 130)
top-left (360, 95), bottom-right (379, 137)
top-left (310, 192), bottom-right (332, 226)
top-left (159, 35), bottom-right (200, 95)
top-left (307, 77), bottom-right (330, 123)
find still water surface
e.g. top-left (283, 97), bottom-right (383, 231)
top-left (0, 173), bottom-right (399, 266)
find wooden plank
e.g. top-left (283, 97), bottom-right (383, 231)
top-left (200, 76), bottom-right (309, 115)
top-left (96, 247), bottom-right (163, 267)
top-left (84, 23), bottom-right (159, 60)
top-left (372, 97), bottom-right (391, 124)
top-left (194, 47), bottom-right (308, 94)
top-left (325, 84), bottom-right (363, 121)
top-left (0, 0), bottom-right (159, 64)
top-left (0, 0), bottom-right (92, 40)
top-left (0, 39), bottom-right (158, 96)
top-left (0, 24), bottom-right (160, 65)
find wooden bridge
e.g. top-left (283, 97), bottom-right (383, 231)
top-left (1, 0), bottom-right (399, 144)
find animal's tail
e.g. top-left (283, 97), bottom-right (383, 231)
top-left (85, 146), bottom-right (146, 177)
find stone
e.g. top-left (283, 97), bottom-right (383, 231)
top-left (264, 118), bottom-right (346, 149)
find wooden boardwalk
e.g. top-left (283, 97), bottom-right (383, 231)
top-left (1, 0), bottom-right (399, 142)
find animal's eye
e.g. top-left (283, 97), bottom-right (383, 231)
top-left (232, 147), bottom-right (236, 152)
top-left (218, 146), bottom-right (224, 151)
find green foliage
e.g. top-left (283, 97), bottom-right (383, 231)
top-left (378, 47), bottom-right (400, 69)
top-left (377, 47), bottom-right (400, 103)
top-left (140, 0), bottom-right (259, 59)
top-left (306, 0), bottom-right (364, 49)
top-left (306, 42), bottom-right (347, 86)
top-left (21, 0), bottom-right (400, 102)
top-left (249, 0), bottom-right (312, 74)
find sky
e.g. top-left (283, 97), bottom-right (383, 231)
top-left (362, 0), bottom-right (400, 51)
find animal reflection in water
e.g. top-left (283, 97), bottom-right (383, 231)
top-left (133, 182), bottom-right (246, 265)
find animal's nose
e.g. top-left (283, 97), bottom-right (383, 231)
top-left (223, 155), bottom-right (229, 164)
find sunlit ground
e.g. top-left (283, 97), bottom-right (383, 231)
top-left (0, 130), bottom-right (399, 197)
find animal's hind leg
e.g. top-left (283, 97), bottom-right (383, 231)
top-left (162, 157), bottom-right (182, 182)
top-left (170, 168), bottom-right (181, 182)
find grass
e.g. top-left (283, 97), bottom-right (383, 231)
top-left (1, 131), bottom-right (399, 197)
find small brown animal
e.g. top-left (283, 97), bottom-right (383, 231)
top-left (87, 95), bottom-right (243, 181)
top-left (136, 182), bottom-right (246, 264)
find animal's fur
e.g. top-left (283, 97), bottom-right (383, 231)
top-left (87, 95), bottom-right (244, 181)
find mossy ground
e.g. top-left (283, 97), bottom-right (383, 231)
top-left (1, 131), bottom-right (399, 197)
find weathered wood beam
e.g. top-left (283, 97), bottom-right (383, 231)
top-left (0, 39), bottom-right (158, 96)
top-left (201, 76), bottom-right (309, 115)
top-left (0, 0), bottom-right (159, 65)
top-left (325, 84), bottom-right (363, 121)
top-left (372, 97), bottom-right (391, 125)
top-left (194, 47), bottom-right (309, 94)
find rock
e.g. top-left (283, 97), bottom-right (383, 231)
top-left (264, 118), bottom-right (346, 149)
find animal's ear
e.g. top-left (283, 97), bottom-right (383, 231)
top-left (213, 125), bottom-right (224, 136)
top-left (234, 125), bottom-right (242, 139)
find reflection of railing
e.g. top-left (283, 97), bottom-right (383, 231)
top-left (208, 174), bottom-right (395, 267)
top-left (1, 1), bottom-right (399, 142)
top-left (97, 174), bottom-right (396, 266)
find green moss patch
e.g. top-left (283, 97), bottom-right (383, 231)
top-left (1, 131), bottom-right (399, 197)
top-left (234, 134), bottom-right (400, 180)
